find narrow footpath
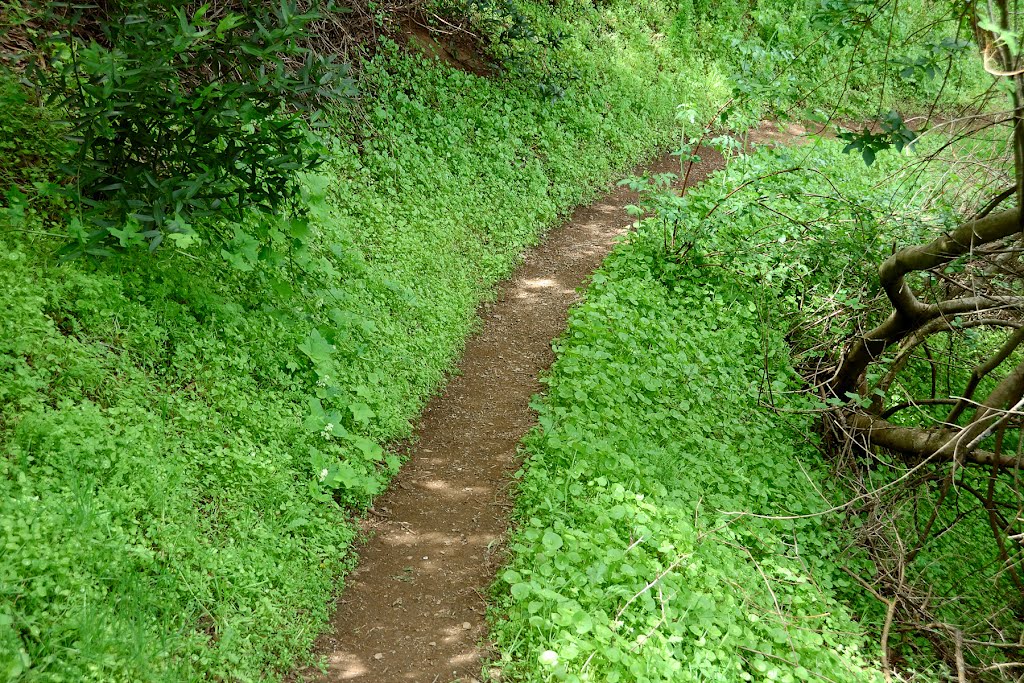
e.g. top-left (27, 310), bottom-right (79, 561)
top-left (303, 141), bottom-right (738, 683)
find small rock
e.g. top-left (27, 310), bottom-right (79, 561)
top-left (462, 621), bottom-right (471, 630)
top-left (373, 653), bottom-right (384, 660)
top-left (429, 641), bottom-right (437, 647)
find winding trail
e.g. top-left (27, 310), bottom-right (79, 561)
top-left (300, 132), bottom-right (780, 682)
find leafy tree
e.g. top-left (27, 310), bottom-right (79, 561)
top-left (777, 0), bottom-right (1024, 675)
top-left (624, 0), bottom-right (1024, 673)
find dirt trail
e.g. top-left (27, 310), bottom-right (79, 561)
top-left (302, 123), bottom-right (797, 683)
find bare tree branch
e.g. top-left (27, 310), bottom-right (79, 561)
top-left (834, 207), bottom-right (1021, 395)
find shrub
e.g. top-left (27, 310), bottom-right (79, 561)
top-left (9, 0), bottom-right (356, 256)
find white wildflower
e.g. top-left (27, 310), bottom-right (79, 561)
top-left (539, 650), bottom-right (558, 667)
top-left (318, 468), bottom-right (329, 482)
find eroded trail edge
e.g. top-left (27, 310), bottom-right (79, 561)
top-left (304, 143), bottom-right (737, 683)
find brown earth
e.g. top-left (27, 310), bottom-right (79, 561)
top-left (300, 122), bottom-right (802, 683)
top-left (400, 17), bottom-right (492, 77)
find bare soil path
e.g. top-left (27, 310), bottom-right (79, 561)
top-left (300, 125), bottom-right (794, 682)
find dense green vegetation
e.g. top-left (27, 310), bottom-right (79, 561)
top-left (490, 142), bottom-right (920, 682)
top-left (2, 0), bottom-right (724, 678)
top-left (0, 0), bottom-right (1005, 679)
top-left (488, 112), bottom-right (1024, 680)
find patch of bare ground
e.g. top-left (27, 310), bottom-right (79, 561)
top-left (399, 15), bottom-right (492, 77)
top-left (297, 122), bottom-right (794, 683)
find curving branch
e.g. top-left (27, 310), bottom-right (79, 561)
top-left (943, 358), bottom-right (1024, 461)
top-left (874, 318), bottom-right (1021, 403)
top-left (881, 398), bottom-right (959, 419)
top-left (833, 207), bottom-right (1021, 396)
top-left (974, 185), bottom-right (1017, 220)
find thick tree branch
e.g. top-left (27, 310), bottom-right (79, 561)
top-left (845, 410), bottom-right (1024, 468)
top-left (833, 208), bottom-right (1022, 396)
top-left (879, 208), bottom-right (1020, 318)
top-left (875, 318), bottom-right (1021, 403)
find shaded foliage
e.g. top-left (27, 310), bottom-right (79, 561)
top-left (4, 0), bottom-right (356, 255)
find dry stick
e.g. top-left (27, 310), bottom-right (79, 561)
top-left (958, 394), bottom-right (1024, 459)
top-left (982, 661), bottom-right (1024, 672)
top-left (955, 628), bottom-right (968, 683)
top-left (957, 475), bottom-right (1024, 591)
top-left (612, 552), bottom-right (695, 623)
top-left (881, 398), bottom-right (959, 420)
top-left (964, 638), bottom-right (1024, 649)
top-left (880, 584), bottom-right (900, 683)
top-left (721, 445), bottom-right (953, 521)
top-left (624, 535), bottom-right (645, 553)
top-left (906, 468), bottom-right (954, 564)
top-left (425, 12), bottom-right (482, 39)
top-left (628, 585), bottom-right (669, 654)
top-left (611, 518), bottom-right (735, 626)
top-left (719, 538), bottom-right (788, 633)
top-left (702, 168), bottom-right (804, 221)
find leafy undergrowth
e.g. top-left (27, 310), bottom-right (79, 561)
top-left (491, 252), bottom-right (880, 682)
top-left (0, 2), bottom-right (726, 679)
top-left (0, 0), bottom-right (988, 676)
top-left (489, 140), bottom-right (950, 682)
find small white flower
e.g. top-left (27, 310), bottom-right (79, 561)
top-left (539, 650), bottom-right (558, 667)
top-left (324, 423), bottom-right (334, 433)
top-left (318, 468), bottom-right (329, 482)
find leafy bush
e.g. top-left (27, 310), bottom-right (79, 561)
top-left (0, 75), bottom-right (65, 199)
top-left (461, 0), bottom-right (574, 96)
top-left (704, 0), bottom-right (986, 123)
top-left (10, 0), bottom-right (356, 255)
